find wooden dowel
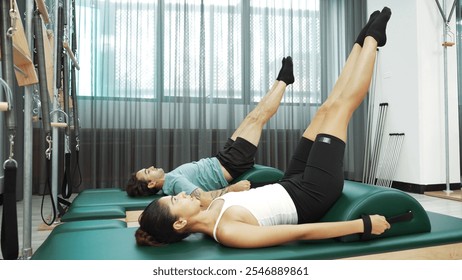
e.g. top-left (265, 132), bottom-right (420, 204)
top-left (442, 42), bottom-right (455, 47)
top-left (50, 122), bottom-right (68, 128)
top-left (35, 0), bottom-right (51, 24)
top-left (63, 41), bottom-right (80, 70)
top-left (0, 102), bottom-right (9, 111)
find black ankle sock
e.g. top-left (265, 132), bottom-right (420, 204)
top-left (277, 56), bottom-right (294, 85)
top-left (366, 7), bottom-right (392, 47)
top-left (355, 10), bottom-right (380, 46)
top-left (276, 57), bottom-right (286, 81)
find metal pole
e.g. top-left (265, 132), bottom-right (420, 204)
top-left (1, 0), bottom-right (19, 260)
top-left (443, 23), bottom-right (451, 194)
top-left (51, 1), bottom-right (61, 218)
top-left (435, 0), bottom-right (456, 193)
top-left (21, 0), bottom-right (35, 260)
top-left (0, 75), bottom-right (4, 195)
top-left (435, 0), bottom-right (455, 194)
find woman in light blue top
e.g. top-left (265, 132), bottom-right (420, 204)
top-left (126, 57), bottom-right (295, 208)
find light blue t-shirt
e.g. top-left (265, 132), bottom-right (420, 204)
top-left (162, 157), bottom-right (228, 195)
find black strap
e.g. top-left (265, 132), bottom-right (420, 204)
top-left (57, 197), bottom-right (71, 218)
top-left (386, 211), bottom-right (414, 224)
top-left (361, 211), bottom-right (414, 241)
top-left (360, 214), bottom-right (372, 241)
top-left (72, 150), bottom-right (82, 189)
top-left (1, 164), bottom-right (19, 260)
top-left (61, 152), bottom-right (72, 199)
top-left (41, 159), bottom-right (57, 226)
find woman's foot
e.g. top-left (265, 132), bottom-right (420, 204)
top-left (277, 56), bottom-right (294, 85)
top-left (366, 7), bottom-right (392, 47)
top-left (355, 10), bottom-right (380, 46)
top-left (276, 57), bottom-right (286, 81)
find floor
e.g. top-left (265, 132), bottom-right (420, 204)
top-left (425, 189), bottom-right (462, 202)
top-left (0, 189), bottom-right (462, 260)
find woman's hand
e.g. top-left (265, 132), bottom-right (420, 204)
top-left (370, 214), bottom-right (391, 235)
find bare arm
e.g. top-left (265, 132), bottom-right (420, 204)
top-left (191, 180), bottom-right (251, 209)
top-left (217, 215), bottom-right (390, 248)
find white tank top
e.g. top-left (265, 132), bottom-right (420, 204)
top-left (208, 183), bottom-right (298, 243)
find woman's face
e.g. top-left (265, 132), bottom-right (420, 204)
top-left (136, 166), bottom-right (165, 183)
top-left (158, 192), bottom-right (201, 220)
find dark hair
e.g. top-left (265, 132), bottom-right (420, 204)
top-left (135, 200), bottom-right (191, 246)
top-left (125, 172), bottom-right (161, 197)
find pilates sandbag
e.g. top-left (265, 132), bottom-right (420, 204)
top-left (320, 180), bottom-right (431, 242)
top-left (232, 164), bottom-right (284, 184)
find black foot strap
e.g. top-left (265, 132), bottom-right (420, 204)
top-left (361, 211), bottom-right (414, 241)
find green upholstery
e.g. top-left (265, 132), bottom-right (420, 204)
top-left (77, 188), bottom-right (123, 194)
top-left (61, 164), bottom-right (284, 222)
top-left (61, 206), bottom-right (128, 222)
top-left (320, 181), bottom-right (431, 242)
top-left (51, 220), bottom-right (127, 236)
top-left (32, 212), bottom-right (462, 260)
top-left (69, 189), bottom-right (155, 209)
top-left (231, 164), bottom-right (284, 184)
top-left (60, 189), bottom-right (157, 222)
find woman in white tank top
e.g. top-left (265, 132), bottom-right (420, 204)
top-left (136, 8), bottom-right (392, 249)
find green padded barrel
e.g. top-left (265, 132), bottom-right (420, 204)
top-left (232, 164), bottom-right (284, 184)
top-left (320, 180), bottom-right (431, 242)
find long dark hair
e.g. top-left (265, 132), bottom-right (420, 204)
top-left (135, 199), bottom-right (191, 246)
top-left (125, 173), bottom-right (161, 197)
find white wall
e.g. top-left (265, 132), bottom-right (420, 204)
top-left (367, 0), bottom-right (459, 186)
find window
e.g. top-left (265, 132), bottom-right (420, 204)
top-left (76, 0), bottom-right (320, 103)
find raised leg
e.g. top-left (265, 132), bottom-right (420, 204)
top-left (303, 7), bottom-right (391, 142)
top-left (231, 57), bottom-right (294, 147)
top-left (302, 43), bottom-right (363, 141)
top-left (318, 36), bottom-right (378, 142)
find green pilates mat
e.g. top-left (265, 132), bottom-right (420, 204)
top-left (32, 212), bottom-right (462, 260)
top-left (32, 181), bottom-right (462, 260)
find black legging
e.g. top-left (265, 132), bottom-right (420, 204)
top-left (280, 133), bottom-right (346, 224)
